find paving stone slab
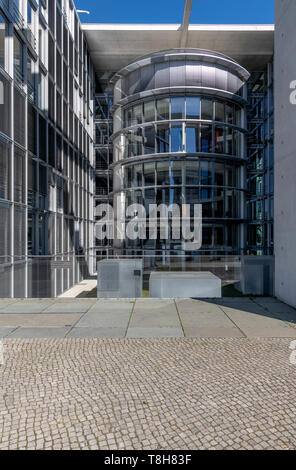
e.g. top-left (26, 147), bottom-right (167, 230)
top-left (7, 328), bottom-right (71, 338)
top-left (178, 310), bottom-right (235, 328)
top-left (0, 327), bottom-right (17, 338)
top-left (0, 302), bottom-right (19, 311)
top-left (0, 314), bottom-right (81, 327)
top-left (68, 327), bottom-right (126, 338)
top-left (183, 327), bottom-right (244, 338)
top-left (242, 327), bottom-right (296, 338)
top-left (43, 302), bottom-right (94, 313)
top-left (221, 307), bottom-right (292, 329)
top-left (0, 302), bottom-right (53, 313)
top-left (130, 299), bottom-right (180, 328)
top-left (126, 327), bottom-right (184, 338)
top-left (176, 299), bottom-right (224, 314)
top-left (75, 309), bottom-right (132, 328)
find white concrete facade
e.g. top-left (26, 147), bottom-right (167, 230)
top-left (274, 0), bottom-right (296, 307)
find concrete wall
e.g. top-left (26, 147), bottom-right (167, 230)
top-left (274, 0), bottom-right (296, 306)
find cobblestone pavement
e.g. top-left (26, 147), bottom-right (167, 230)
top-left (1, 338), bottom-right (296, 450)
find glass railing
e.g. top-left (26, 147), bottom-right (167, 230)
top-left (0, 252), bottom-right (242, 298)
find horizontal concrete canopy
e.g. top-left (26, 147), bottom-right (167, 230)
top-left (82, 24), bottom-right (274, 74)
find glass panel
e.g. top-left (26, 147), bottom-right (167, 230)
top-left (226, 104), bottom-right (234, 124)
top-left (171, 97), bottom-right (185, 120)
top-left (156, 124), bottom-right (169, 153)
top-left (132, 164), bottom-right (142, 187)
top-left (225, 166), bottom-right (234, 187)
top-left (186, 97), bottom-right (200, 119)
top-left (170, 160), bottom-right (182, 185)
top-left (235, 105), bottom-right (241, 126)
top-left (186, 161), bottom-right (199, 185)
top-left (201, 124), bottom-right (212, 152)
top-left (171, 124), bottom-right (183, 152)
top-left (225, 189), bottom-right (233, 217)
top-left (214, 126), bottom-right (225, 153)
top-left (143, 126), bottom-right (155, 154)
top-left (0, 13), bottom-right (6, 70)
top-left (156, 98), bottom-right (170, 120)
top-left (201, 99), bottom-right (213, 120)
top-left (125, 108), bottom-right (132, 127)
top-left (225, 126), bottom-right (233, 155)
top-left (200, 161), bottom-right (212, 185)
top-left (213, 188), bottom-right (224, 217)
top-left (214, 163), bottom-right (224, 186)
top-left (13, 35), bottom-right (23, 83)
top-left (200, 191), bottom-right (213, 218)
top-left (215, 102), bottom-right (224, 122)
top-left (144, 188), bottom-right (155, 213)
top-left (202, 226), bottom-right (212, 246)
top-left (214, 226), bottom-right (224, 246)
top-left (132, 104), bottom-right (143, 125)
top-left (157, 161), bottom-right (170, 186)
top-left (144, 101), bottom-right (155, 123)
top-left (233, 130), bottom-right (241, 156)
top-left (186, 126), bottom-right (199, 152)
top-left (144, 162), bottom-right (155, 186)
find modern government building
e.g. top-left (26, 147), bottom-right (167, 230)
top-left (0, 0), bottom-right (295, 307)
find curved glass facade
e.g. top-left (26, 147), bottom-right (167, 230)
top-left (111, 49), bottom-right (249, 255)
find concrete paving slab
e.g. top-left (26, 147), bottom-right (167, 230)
top-left (126, 327), bottom-right (184, 338)
top-left (0, 327), bottom-right (17, 338)
top-left (130, 299), bottom-right (180, 328)
top-left (0, 302), bottom-right (18, 311)
top-left (0, 314), bottom-right (81, 327)
top-left (221, 307), bottom-right (290, 329)
top-left (178, 310), bottom-right (235, 328)
top-left (7, 327), bottom-right (71, 338)
top-left (75, 306), bottom-right (132, 328)
top-left (262, 302), bottom-right (296, 315)
top-left (183, 327), bottom-right (245, 338)
top-left (176, 299), bottom-right (224, 314)
top-left (67, 327), bottom-right (126, 338)
top-left (0, 302), bottom-right (53, 314)
top-left (242, 327), bottom-right (296, 338)
top-left (43, 302), bottom-right (94, 313)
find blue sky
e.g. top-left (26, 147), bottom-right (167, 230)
top-left (75, 0), bottom-right (274, 24)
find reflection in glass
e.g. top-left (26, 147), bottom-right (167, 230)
top-left (143, 126), bottom-right (155, 154)
top-left (132, 104), bottom-right (142, 125)
top-left (144, 162), bottom-right (155, 186)
top-left (226, 104), bottom-right (233, 124)
top-left (201, 161), bottom-right (212, 185)
top-left (171, 97), bottom-right (185, 120)
top-left (170, 160), bottom-right (182, 186)
top-left (156, 99), bottom-right (170, 120)
top-left (144, 100), bottom-right (155, 123)
top-left (186, 161), bottom-right (199, 185)
top-left (201, 99), bottom-right (213, 120)
top-left (186, 126), bottom-right (199, 152)
top-left (171, 124), bottom-right (183, 152)
top-left (132, 164), bottom-right (142, 188)
top-left (215, 102), bottom-right (224, 122)
top-left (156, 124), bottom-right (169, 153)
top-left (186, 97), bottom-right (200, 119)
top-left (201, 124), bottom-right (212, 152)
top-left (157, 161), bottom-right (170, 186)
top-left (214, 126), bottom-right (224, 153)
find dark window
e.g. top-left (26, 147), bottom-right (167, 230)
top-left (28, 103), bottom-right (37, 155)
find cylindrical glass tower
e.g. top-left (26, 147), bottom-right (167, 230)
top-left (110, 48), bottom-right (250, 260)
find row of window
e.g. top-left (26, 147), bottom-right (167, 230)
top-left (123, 187), bottom-right (242, 220)
top-left (123, 160), bottom-right (241, 189)
top-left (123, 222), bottom-right (240, 251)
top-left (115, 123), bottom-right (243, 158)
top-left (124, 97), bottom-right (242, 128)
